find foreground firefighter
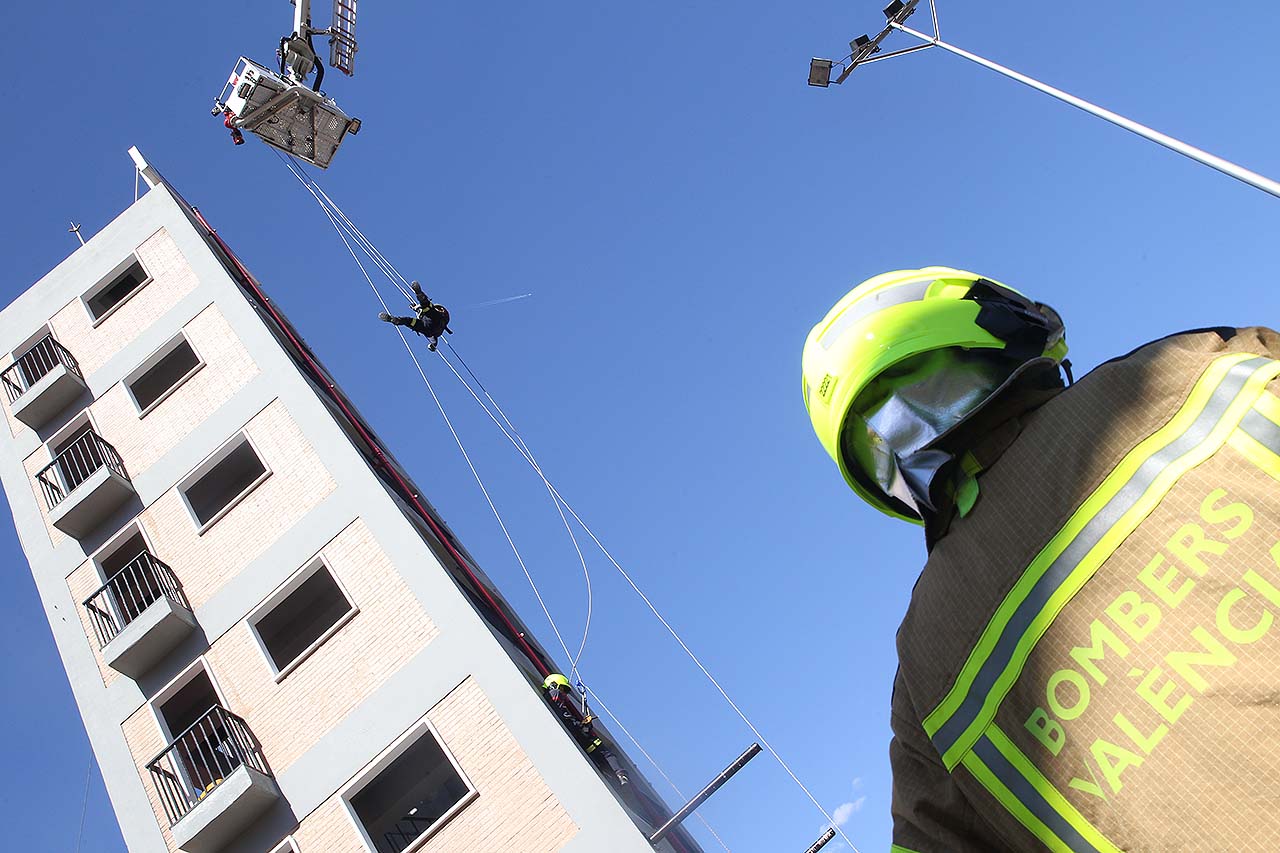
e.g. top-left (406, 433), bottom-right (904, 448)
top-left (801, 266), bottom-right (1280, 852)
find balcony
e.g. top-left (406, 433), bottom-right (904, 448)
top-left (147, 706), bottom-right (280, 853)
top-left (84, 553), bottom-right (195, 679)
top-left (36, 430), bottom-right (133, 537)
top-left (2, 335), bottom-right (87, 429)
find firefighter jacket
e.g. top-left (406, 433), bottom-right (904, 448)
top-left (890, 327), bottom-right (1280, 853)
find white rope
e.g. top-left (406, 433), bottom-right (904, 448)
top-left (585, 686), bottom-right (733, 853)
top-left (433, 339), bottom-right (859, 852)
top-left (278, 159), bottom-right (844, 850)
top-left (440, 342), bottom-right (594, 678)
top-left (278, 156), bottom-right (583, 677)
top-left (279, 155), bottom-right (595, 684)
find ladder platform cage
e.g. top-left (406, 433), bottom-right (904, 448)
top-left (217, 58), bottom-right (361, 169)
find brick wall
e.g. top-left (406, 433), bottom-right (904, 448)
top-left (49, 228), bottom-right (199, 381)
top-left (292, 677), bottom-right (578, 853)
top-left (139, 398), bottom-right (337, 611)
top-left (207, 518), bottom-right (439, 774)
top-left (91, 304), bottom-right (260, 478)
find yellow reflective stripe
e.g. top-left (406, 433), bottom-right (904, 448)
top-left (1254, 389), bottom-right (1280, 424)
top-left (890, 846), bottom-right (924, 853)
top-left (961, 748), bottom-right (1076, 853)
top-left (1228, 430), bottom-right (1280, 481)
top-left (925, 353), bottom-right (1280, 768)
top-left (984, 726), bottom-right (1122, 853)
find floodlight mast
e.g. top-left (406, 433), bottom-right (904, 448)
top-left (811, 1), bottom-right (1280, 201)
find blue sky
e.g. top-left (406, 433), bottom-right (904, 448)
top-left (2, 2), bottom-right (1279, 851)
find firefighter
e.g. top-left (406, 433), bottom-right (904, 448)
top-left (801, 266), bottom-right (1280, 853)
top-left (379, 281), bottom-right (452, 350)
top-left (542, 674), bottom-right (628, 787)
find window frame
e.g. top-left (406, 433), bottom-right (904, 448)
top-left (88, 520), bottom-right (162, 630)
top-left (124, 332), bottom-right (205, 418)
top-left (247, 556), bottom-right (359, 682)
top-left (178, 431), bottom-right (272, 534)
top-left (147, 657), bottom-right (232, 745)
top-left (339, 719), bottom-right (478, 853)
top-left (82, 254), bottom-right (154, 327)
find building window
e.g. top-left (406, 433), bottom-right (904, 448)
top-left (85, 256), bottom-right (151, 323)
top-left (126, 335), bottom-right (203, 415)
top-left (179, 434), bottom-right (269, 531)
top-left (344, 722), bottom-right (476, 853)
top-left (250, 560), bottom-right (356, 678)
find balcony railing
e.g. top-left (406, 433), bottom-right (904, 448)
top-left (1, 335), bottom-right (82, 404)
top-left (84, 553), bottom-right (189, 648)
top-left (36, 431), bottom-right (127, 510)
top-left (146, 706), bottom-right (270, 827)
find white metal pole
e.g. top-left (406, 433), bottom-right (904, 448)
top-left (893, 23), bottom-right (1280, 200)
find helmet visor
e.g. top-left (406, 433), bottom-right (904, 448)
top-left (841, 348), bottom-right (1020, 515)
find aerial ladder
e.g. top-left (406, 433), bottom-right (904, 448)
top-left (212, 0), bottom-right (362, 169)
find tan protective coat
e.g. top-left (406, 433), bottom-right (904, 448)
top-left (891, 327), bottom-right (1280, 853)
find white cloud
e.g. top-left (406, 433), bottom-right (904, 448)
top-left (831, 796), bottom-right (866, 826)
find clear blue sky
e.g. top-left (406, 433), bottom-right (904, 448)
top-left (2, 2), bottom-right (1279, 851)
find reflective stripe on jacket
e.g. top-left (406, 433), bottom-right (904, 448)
top-left (891, 327), bottom-right (1280, 853)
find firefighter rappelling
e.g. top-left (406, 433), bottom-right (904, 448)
top-left (211, 0), bottom-right (361, 168)
top-left (379, 282), bottom-right (453, 351)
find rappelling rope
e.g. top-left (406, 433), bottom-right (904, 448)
top-left (585, 685), bottom-right (733, 852)
top-left (434, 343), bottom-right (859, 852)
top-left (279, 153), bottom-right (595, 687)
top-left (277, 155), bottom-right (585, 683)
top-left (443, 340), bottom-right (593, 675)
top-left (278, 157), bottom-right (853, 851)
top-left (282, 156), bottom-right (732, 851)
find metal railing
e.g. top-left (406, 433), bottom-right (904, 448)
top-left (35, 431), bottom-right (127, 510)
top-left (146, 706), bottom-right (270, 826)
top-left (83, 552), bottom-right (188, 648)
top-left (1, 335), bottom-right (82, 404)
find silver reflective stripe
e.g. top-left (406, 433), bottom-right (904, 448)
top-left (930, 356), bottom-right (1272, 760)
top-left (1241, 407), bottom-right (1280, 453)
top-left (971, 734), bottom-right (1105, 853)
top-left (819, 279), bottom-right (933, 350)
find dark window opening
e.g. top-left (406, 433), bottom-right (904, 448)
top-left (255, 566), bottom-right (353, 672)
top-left (53, 423), bottom-right (105, 493)
top-left (350, 730), bottom-right (470, 853)
top-left (183, 440), bottom-right (266, 527)
top-left (130, 340), bottom-right (200, 412)
top-left (157, 672), bottom-right (240, 793)
top-left (87, 260), bottom-right (148, 320)
top-left (100, 532), bottom-right (164, 624)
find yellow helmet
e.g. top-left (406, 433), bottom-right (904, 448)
top-left (802, 267), bottom-right (1067, 523)
top-left (543, 673), bottom-right (571, 691)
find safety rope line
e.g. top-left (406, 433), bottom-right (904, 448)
top-left (443, 339), bottom-right (593, 676)
top-left (433, 344), bottom-right (859, 852)
top-left (585, 685), bottom-right (733, 853)
top-left (279, 156), bottom-right (585, 681)
top-left (279, 158), bottom-right (849, 851)
top-left (280, 152), bottom-right (595, 686)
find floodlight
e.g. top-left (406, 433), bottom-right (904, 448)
top-left (883, 0), bottom-right (919, 26)
top-left (808, 58), bottom-right (834, 88)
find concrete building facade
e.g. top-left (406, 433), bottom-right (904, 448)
top-left (0, 152), bottom-right (698, 853)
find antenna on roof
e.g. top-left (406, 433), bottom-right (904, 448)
top-left (68, 221), bottom-right (85, 247)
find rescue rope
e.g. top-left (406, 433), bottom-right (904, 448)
top-left (278, 153), bottom-right (596, 685)
top-left (278, 154), bottom-right (586, 679)
top-left (585, 685), bottom-right (733, 852)
top-left (278, 156), bottom-right (853, 851)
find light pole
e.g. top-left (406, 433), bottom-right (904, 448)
top-left (809, 1), bottom-right (1280, 201)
